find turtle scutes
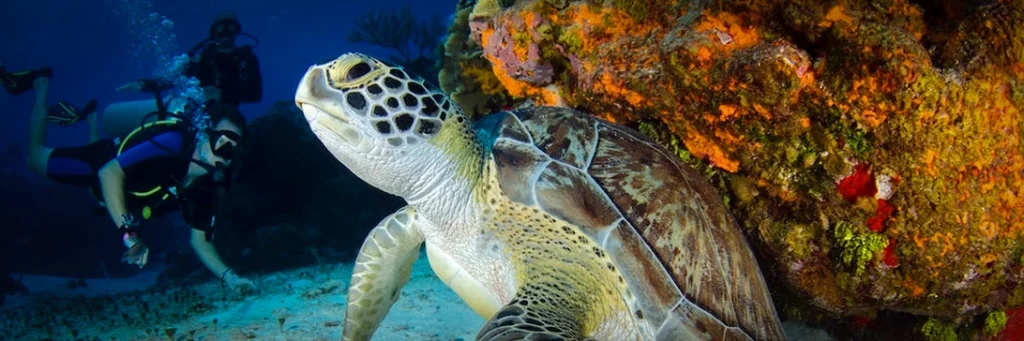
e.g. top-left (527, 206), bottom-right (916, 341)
top-left (294, 52), bottom-right (786, 341)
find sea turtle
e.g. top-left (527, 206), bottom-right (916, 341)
top-left (294, 53), bottom-right (786, 341)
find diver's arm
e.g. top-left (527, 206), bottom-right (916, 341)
top-left (190, 227), bottom-right (230, 278)
top-left (99, 159), bottom-right (150, 268)
top-left (101, 131), bottom-right (185, 232)
top-left (190, 226), bottom-right (256, 291)
top-left (103, 130), bottom-right (186, 227)
top-left (98, 160), bottom-right (131, 229)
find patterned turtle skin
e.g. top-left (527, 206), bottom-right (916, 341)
top-left (294, 52), bottom-right (786, 341)
top-left (477, 107), bottom-right (785, 341)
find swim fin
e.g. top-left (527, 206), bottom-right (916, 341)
top-left (48, 99), bottom-right (98, 126)
top-left (0, 64), bottom-right (53, 96)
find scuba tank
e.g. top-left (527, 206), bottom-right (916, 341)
top-left (100, 93), bottom-right (189, 139)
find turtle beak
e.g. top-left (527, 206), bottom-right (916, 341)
top-left (295, 65), bottom-right (359, 145)
top-left (295, 65), bottom-right (329, 122)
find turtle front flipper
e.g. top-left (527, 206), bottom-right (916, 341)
top-left (343, 206), bottom-right (425, 341)
top-left (475, 284), bottom-right (595, 341)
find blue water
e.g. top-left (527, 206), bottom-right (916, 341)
top-left (0, 0), bottom-right (451, 278)
top-left (0, 0), bottom-right (450, 153)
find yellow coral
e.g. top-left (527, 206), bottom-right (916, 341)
top-left (470, 0), bottom-right (502, 20)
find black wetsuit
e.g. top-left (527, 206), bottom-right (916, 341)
top-left (185, 45), bottom-right (262, 107)
top-left (44, 123), bottom-right (219, 234)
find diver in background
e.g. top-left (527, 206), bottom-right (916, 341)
top-left (45, 11), bottom-right (264, 137)
top-left (117, 11), bottom-right (262, 107)
top-left (182, 11), bottom-right (263, 107)
top-left (0, 67), bottom-right (257, 292)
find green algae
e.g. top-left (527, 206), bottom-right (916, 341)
top-left (984, 311), bottom-right (1008, 336)
top-left (921, 318), bottom-right (958, 341)
top-left (833, 220), bottom-right (887, 276)
top-left (556, 26), bottom-right (584, 55)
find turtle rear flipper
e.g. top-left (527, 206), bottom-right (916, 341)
top-left (476, 285), bottom-right (595, 341)
top-left (343, 207), bottom-right (424, 341)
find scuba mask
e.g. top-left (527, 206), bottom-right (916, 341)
top-left (206, 128), bottom-right (241, 160)
top-left (187, 17), bottom-right (260, 58)
top-left (203, 128), bottom-right (241, 186)
top-left (211, 19), bottom-right (241, 39)
top-left (210, 19), bottom-right (241, 48)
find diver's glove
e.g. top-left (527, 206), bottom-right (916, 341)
top-left (116, 78), bottom-right (174, 93)
top-left (47, 99), bottom-right (97, 126)
top-left (117, 213), bottom-right (150, 268)
top-left (220, 268), bottom-right (257, 293)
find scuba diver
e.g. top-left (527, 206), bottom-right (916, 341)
top-left (182, 11), bottom-right (263, 107)
top-left (0, 64), bottom-right (257, 292)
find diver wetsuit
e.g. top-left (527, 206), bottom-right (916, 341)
top-left (185, 45), bottom-right (262, 107)
top-left (45, 123), bottom-right (219, 234)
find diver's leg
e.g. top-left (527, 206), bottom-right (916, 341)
top-left (14, 68), bottom-right (112, 185)
top-left (27, 77), bottom-right (54, 177)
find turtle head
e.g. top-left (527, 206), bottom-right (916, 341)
top-left (295, 53), bottom-right (474, 199)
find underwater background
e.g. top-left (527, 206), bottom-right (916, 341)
top-left (2, 0), bottom-right (1023, 340)
top-left (0, 0), bottom-right (448, 278)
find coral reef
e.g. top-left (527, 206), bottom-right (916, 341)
top-left (439, 0), bottom-right (1024, 337)
top-left (438, 0), bottom-right (518, 117)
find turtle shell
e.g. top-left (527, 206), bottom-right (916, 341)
top-left (477, 106), bottom-right (785, 340)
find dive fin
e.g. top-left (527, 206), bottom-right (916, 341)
top-left (1, 65), bottom-right (53, 96)
top-left (47, 99), bottom-right (98, 126)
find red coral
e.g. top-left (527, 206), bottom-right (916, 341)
top-left (999, 305), bottom-right (1024, 340)
top-left (867, 199), bottom-right (895, 232)
top-left (882, 238), bottom-right (899, 267)
top-left (838, 163), bottom-right (877, 200)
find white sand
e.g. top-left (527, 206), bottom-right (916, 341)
top-left (2, 250), bottom-right (483, 341)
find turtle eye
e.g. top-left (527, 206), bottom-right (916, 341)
top-left (347, 62), bottom-right (372, 81)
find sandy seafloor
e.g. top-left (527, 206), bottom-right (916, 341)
top-left (1, 249), bottom-right (833, 341)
